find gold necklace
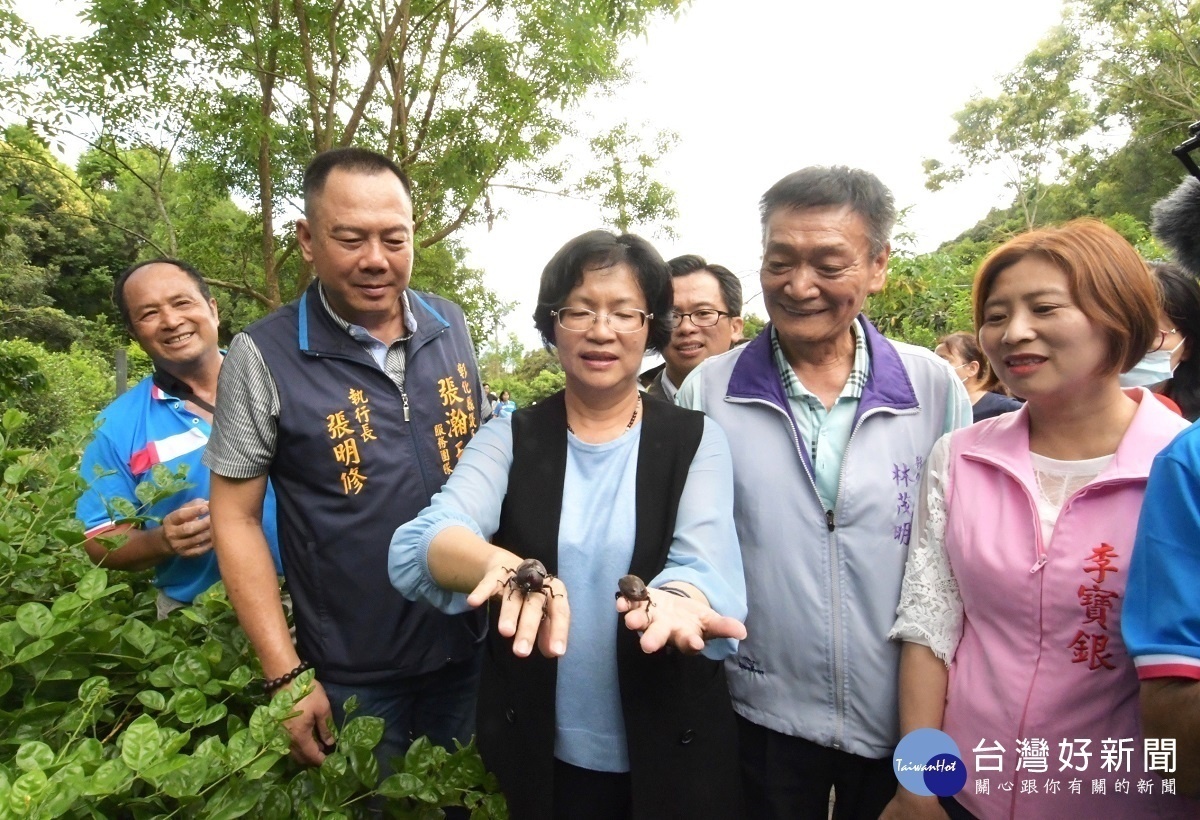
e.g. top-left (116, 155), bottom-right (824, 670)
top-left (566, 396), bottom-right (640, 435)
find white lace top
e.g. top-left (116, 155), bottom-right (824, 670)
top-left (889, 433), bottom-right (1111, 664)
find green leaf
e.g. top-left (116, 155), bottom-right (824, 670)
top-left (226, 729), bottom-right (258, 768)
top-left (120, 714), bottom-right (162, 771)
top-left (16, 602), bottom-right (52, 638)
top-left (42, 763), bottom-right (84, 816)
top-left (66, 738), bottom-right (103, 767)
top-left (121, 619), bottom-right (157, 656)
top-left (149, 462), bottom-right (174, 488)
top-left (318, 751), bottom-right (347, 780)
top-left (14, 741), bottom-right (54, 772)
top-left (108, 496), bottom-right (138, 519)
top-left (340, 715), bottom-right (384, 751)
top-left (15, 637), bottom-right (54, 663)
top-left (197, 702), bottom-right (227, 727)
top-left (50, 591), bottom-right (86, 617)
top-left (376, 772), bottom-right (421, 799)
top-left (204, 779), bottom-right (260, 820)
top-left (347, 746), bottom-right (378, 788)
top-left (3, 407), bottom-right (26, 432)
top-left (8, 768), bottom-right (48, 813)
top-left (0, 621), bottom-right (22, 656)
top-left (84, 759), bottom-right (132, 796)
top-left (133, 479), bottom-right (157, 505)
top-left (200, 639), bottom-right (223, 666)
top-left (76, 567), bottom-right (108, 600)
top-left (257, 786), bottom-right (292, 820)
top-left (224, 665), bottom-right (254, 689)
top-left (78, 676), bottom-right (110, 703)
top-left (0, 669), bottom-right (12, 697)
top-left (4, 463), bottom-right (29, 485)
top-left (137, 690), bottom-right (167, 711)
top-left (248, 704), bottom-right (282, 745)
top-left (140, 754), bottom-right (188, 787)
top-left (172, 648), bottom-right (211, 686)
top-left (241, 750), bottom-right (283, 781)
top-left (147, 664), bottom-right (175, 688)
top-left (159, 755), bottom-right (211, 799)
top-left (161, 728), bottom-right (192, 758)
top-left (168, 687), bottom-right (207, 724)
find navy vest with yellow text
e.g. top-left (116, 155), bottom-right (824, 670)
top-left (246, 282), bottom-right (485, 685)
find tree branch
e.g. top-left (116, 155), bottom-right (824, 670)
top-left (202, 277), bottom-right (274, 308)
top-left (341, 0), bottom-right (410, 145)
top-left (292, 0), bottom-right (324, 141)
top-left (322, 0), bottom-right (347, 151)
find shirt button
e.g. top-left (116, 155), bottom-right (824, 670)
top-left (505, 708), bottom-right (516, 724)
top-left (679, 729), bottom-right (695, 745)
top-left (192, 418), bottom-right (199, 424)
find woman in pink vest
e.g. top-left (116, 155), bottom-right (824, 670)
top-left (882, 220), bottom-right (1194, 820)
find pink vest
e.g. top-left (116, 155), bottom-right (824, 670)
top-left (942, 390), bottom-right (1193, 819)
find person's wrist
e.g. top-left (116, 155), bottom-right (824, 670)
top-left (263, 660), bottom-right (312, 695)
top-left (157, 524), bottom-right (173, 556)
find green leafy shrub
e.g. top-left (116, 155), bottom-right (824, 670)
top-left (0, 339), bottom-right (113, 448)
top-left (0, 410), bottom-right (506, 818)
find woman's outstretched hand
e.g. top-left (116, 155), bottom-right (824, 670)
top-left (615, 579), bottom-right (746, 654)
top-left (468, 554), bottom-right (570, 659)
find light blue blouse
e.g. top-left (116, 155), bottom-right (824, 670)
top-left (388, 414), bottom-right (746, 773)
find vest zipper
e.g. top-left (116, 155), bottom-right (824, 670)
top-left (401, 390), bottom-right (410, 422)
top-left (826, 406), bottom-right (887, 749)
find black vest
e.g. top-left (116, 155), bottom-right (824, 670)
top-left (246, 283), bottom-right (485, 684)
top-left (479, 392), bottom-right (743, 820)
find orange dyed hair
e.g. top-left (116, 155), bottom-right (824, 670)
top-left (972, 219), bottom-right (1157, 375)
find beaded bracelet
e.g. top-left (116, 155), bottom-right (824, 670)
top-left (262, 660), bottom-right (312, 695)
top-left (656, 585), bottom-right (692, 599)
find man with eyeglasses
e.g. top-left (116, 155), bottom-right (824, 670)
top-left (645, 255), bottom-right (744, 402)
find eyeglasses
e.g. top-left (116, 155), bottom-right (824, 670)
top-left (669, 309), bottom-right (731, 328)
top-left (551, 307), bottom-right (653, 333)
top-left (1153, 328), bottom-right (1182, 352)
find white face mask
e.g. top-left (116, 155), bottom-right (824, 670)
top-left (1120, 341), bottom-right (1183, 388)
top-left (952, 362), bottom-right (976, 383)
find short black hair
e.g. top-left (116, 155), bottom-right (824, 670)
top-left (1154, 261), bottom-right (1200, 421)
top-left (760, 166), bottom-right (896, 256)
top-left (113, 258), bottom-right (212, 327)
top-left (533, 230), bottom-right (673, 353)
top-left (666, 254), bottom-right (743, 316)
top-left (303, 147), bottom-right (412, 218)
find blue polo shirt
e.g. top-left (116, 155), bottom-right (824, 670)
top-left (76, 375), bottom-right (282, 603)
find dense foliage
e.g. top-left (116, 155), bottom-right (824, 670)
top-left (0, 0), bottom-right (686, 348)
top-left (0, 410), bottom-right (506, 818)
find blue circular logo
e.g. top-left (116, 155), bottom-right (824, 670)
top-left (893, 729), bottom-right (967, 797)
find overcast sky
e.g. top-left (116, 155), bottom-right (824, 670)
top-left (14, 0), bottom-right (1067, 349)
top-left (460, 0), bottom-right (1067, 347)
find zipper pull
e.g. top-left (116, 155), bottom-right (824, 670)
top-left (825, 509), bottom-right (836, 532)
top-left (1029, 554), bottom-right (1047, 573)
top-left (401, 390), bottom-right (411, 422)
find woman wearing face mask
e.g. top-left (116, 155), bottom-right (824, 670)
top-left (1120, 262), bottom-right (1200, 421)
top-left (934, 331), bottom-right (1022, 423)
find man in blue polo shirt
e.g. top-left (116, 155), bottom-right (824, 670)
top-left (77, 259), bottom-right (282, 618)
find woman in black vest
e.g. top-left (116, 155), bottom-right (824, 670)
top-left (390, 231), bottom-right (747, 820)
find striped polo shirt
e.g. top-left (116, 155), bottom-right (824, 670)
top-left (77, 374), bottom-right (282, 603)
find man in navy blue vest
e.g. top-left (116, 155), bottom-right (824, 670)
top-left (205, 148), bottom-right (486, 769)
